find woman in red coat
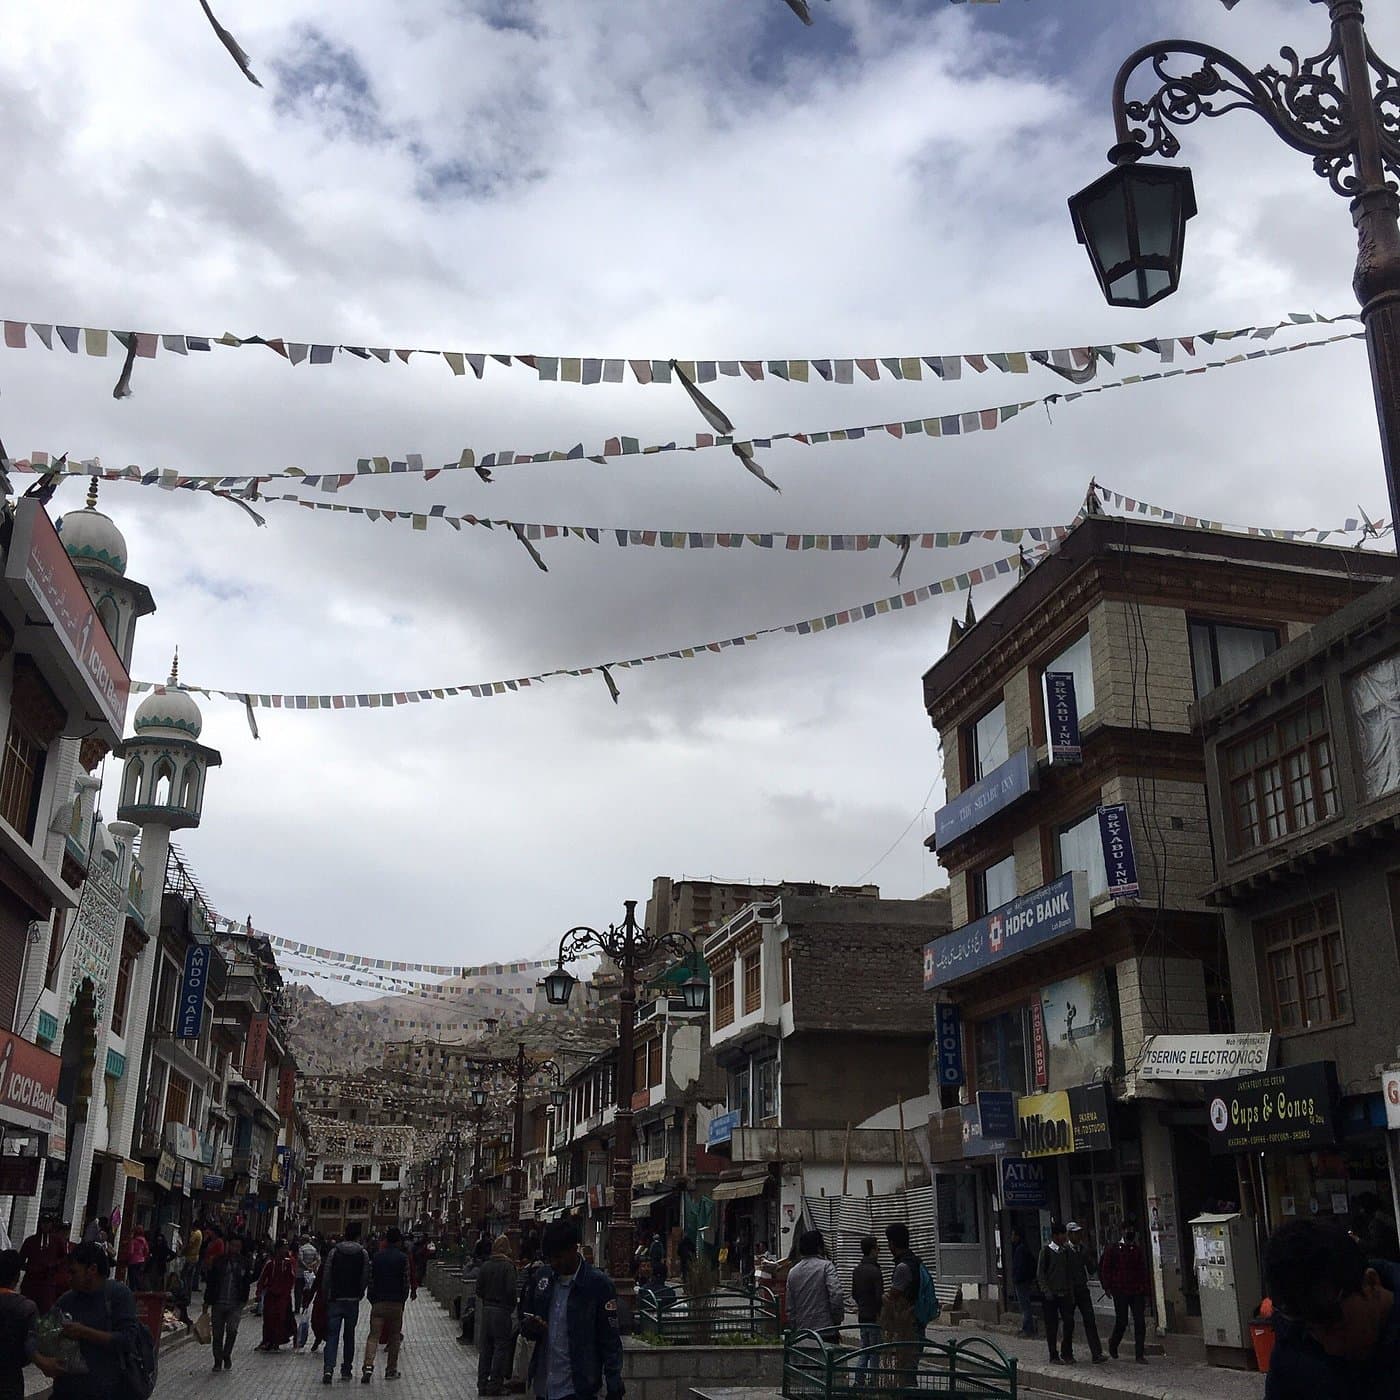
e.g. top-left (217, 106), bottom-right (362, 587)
top-left (307, 1253), bottom-right (329, 1351)
top-left (256, 1240), bottom-right (297, 1350)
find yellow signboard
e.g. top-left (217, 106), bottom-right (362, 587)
top-left (1017, 1091), bottom-right (1074, 1157)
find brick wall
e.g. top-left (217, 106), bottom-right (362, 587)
top-left (1098, 775), bottom-right (1215, 910)
top-left (783, 1033), bottom-right (931, 1130)
top-left (1117, 955), bottom-right (1209, 1060)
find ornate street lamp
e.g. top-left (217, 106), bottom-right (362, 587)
top-left (1071, 0), bottom-right (1400, 525)
top-left (546, 901), bottom-right (708, 1294)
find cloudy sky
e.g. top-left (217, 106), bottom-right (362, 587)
top-left (1, 0), bottom-right (1393, 988)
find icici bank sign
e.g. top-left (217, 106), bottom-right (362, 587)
top-left (0, 1029), bottom-right (60, 1135)
top-left (1383, 1070), bottom-right (1400, 1131)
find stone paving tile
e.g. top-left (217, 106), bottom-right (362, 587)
top-left (153, 1295), bottom-right (477, 1400)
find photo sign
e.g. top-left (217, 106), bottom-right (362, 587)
top-left (933, 747), bottom-right (1034, 849)
top-left (176, 942), bottom-right (211, 1040)
top-left (1097, 804), bottom-right (1140, 899)
top-left (936, 1003), bottom-right (964, 1086)
top-left (1044, 672), bottom-right (1082, 764)
top-left (1206, 1061), bottom-right (1340, 1155)
top-left (924, 872), bottom-right (1090, 989)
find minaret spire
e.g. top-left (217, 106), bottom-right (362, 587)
top-left (169, 647), bottom-right (179, 685)
top-left (85, 478), bottom-right (99, 510)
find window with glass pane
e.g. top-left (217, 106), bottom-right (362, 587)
top-left (1044, 633), bottom-right (1096, 717)
top-left (1349, 653), bottom-right (1400, 801)
top-left (1056, 811), bottom-right (1109, 899)
top-left (714, 965), bottom-right (735, 1028)
top-left (755, 1057), bottom-right (779, 1122)
top-left (973, 854), bottom-right (1016, 916)
top-left (1189, 619), bottom-right (1280, 697)
top-left (730, 1066), bottom-right (752, 1126)
top-left (0, 720), bottom-right (44, 840)
top-left (647, 1037), bottom-right (662, 1087)
top-left (781, 942), bottom-right (792, 1004)
top-left (1258, 895), bottom-right (1349, 1032)
top-left (973, 1010), bottom-right (1029, 1095)
top-left (971, 701), bottom-right (1009, 780)
top-left (743, 951), bottom-right (762, 1015)
top-left (1226, 698), bottom-right (1337, 852)
top-left (936, 1173), bottom-right (981, 1244)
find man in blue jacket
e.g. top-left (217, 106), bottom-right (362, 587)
top-left (519, 1219), bottom-right (623, 1400)
top-left (1264, 1218), bottom-right (1400, 1400)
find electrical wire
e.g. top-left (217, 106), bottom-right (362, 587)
top-left (856, 775), bottom-right (941, 884)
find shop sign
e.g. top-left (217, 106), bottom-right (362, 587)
top-left (1001, 1156), bottom-right (1051, 1209)
top-left (278, 1065), bottom-right (296, 1117)
top-left (173, 1161), bottom-right (187, 1195)
top-left (203, 1174), bottom-right (225, 1192)
top-left (7, 498), bottom-right (131, 733)
top-left (633, 1157), bottom-right (667, 1188)
top-left (928, 1108), bottom-right (965, 1164)
top-left (154, 1152), bottom-right (177, 1190)
top-left (961, 1104), bottom-right (1013, 1158)
top-left (1017, 1091), bottom-right (1074, 1157)
top-left (176, 942), bottom-right (211, 1040)
top-left (1097, 804), bottom-right (1140, 900)
top-left (1044, 673), bottom-right (1082, 765)
top-left (168, 1123), bottom-right (201, 1161)
top-left (0, 1157), bottom-right (41, 1197)
top-left (1384, 1070), bottom-right (1400, 1131)
top-left (934, 747), bottom-right (1034, 850)
top-left (47, 1103), bottom-right (67, 1162)
top-left (1140, 1033), bottom-right (1274, 1082)
top-left (935, 1004), bottom-right (964, 1086)
top-left (924, 872), bottom-right (1089, 989)
top-left (1068, 1084), bottom-right (1112, 1152)
top-left (1040, 971), bottom-right (1114, 1088)
top-left (0, 1030), bottom-right (60, 1134)
top-left (1206, 1061), bottom-right (1341, 1155)
top-left (243, 1015), bottom-right (269, 1082)
top-left (1030, 1001), bottom-right (1048, 1088)
top-left (977, 1091), bottom-right (1017, 1141)
top-left (707, 1110), bottom-right (740, 1148)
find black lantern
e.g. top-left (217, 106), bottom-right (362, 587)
top-left (471, 1086), bottom-right (489, 1109)
top-left (550, 1085), bottom-right (568, 1109)
top-left (1069, 158), bottom-right (1196, 308)
top-left (543, 965), bottom-right (577, 1006)
top-left (680, 973), bottom-right (710, 1013)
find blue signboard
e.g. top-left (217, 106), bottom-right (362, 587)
top-left (1098, 804), bottom-right (1140, 899)
top-left (1001, 1156), bottom-right (1051, 1209)
top-left (707, 1110), bottom-right (741, 1148)
top-left (176, 941), bottom-right (211, 1040)
top-left (202, 1174), bottom-right (225, 1192)
top-left (923, 872), bottom-right (1089, 990)
top-left (977, 1090), bottom-right (1017, 1140)
top-left (936, 1004), bottom-right (964, 1087)
top-left (1044, 672), bottom-right (1082, 765)
top-left (933, 747), bottom-right (1034, 850)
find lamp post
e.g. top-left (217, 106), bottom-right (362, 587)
top-left (464, 1044), bottom-right (560, 1229)
top-left (543, 900), bottom-right (709, 1294)
top-left (1069, 0), bottom-right (1400, 528)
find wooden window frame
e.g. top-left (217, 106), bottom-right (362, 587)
top-left (1226, 697), bottom-right (1338, 854)
top-left (713, 964), bottom-right (735, 1028)
top-left (0, 719), bottom-right (45, 841)
top-left (742, 951), bottom-right (762, 1016)
top-left (781, 941), bottom-right (792, 1004)
top-left (1189, 617), bottom-right (1281, 698)
top-left (1256, 894), bottom-right (1351, 1035)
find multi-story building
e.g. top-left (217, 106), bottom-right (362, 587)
top-left (305, 1117), bottom-right (412, 1239)
top-left (552, 1050), bottom-right (618, 1259)
top-left (703, 888), bottom-right (950, 1264)
top-left (918, 515), bottom-right (1398, 1339)
top-left (1196, 571), bottom-right (1400, 1241)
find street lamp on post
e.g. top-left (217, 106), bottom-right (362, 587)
top-left (1070, 0), bottom-right (1400, 528)
top-left (544, 900), bottom-right (709, 1296)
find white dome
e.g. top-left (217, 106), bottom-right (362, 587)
top-left (56, 500), bottom-right (128, 577)
top-left (132, 682), bottom-right (203, 741)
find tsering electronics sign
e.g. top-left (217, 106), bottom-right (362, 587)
top-left (923, 872), bottom-right (1090, 989)
top-left (5, 499), bottom-right (130, 734)
top-left (1139, 1034), bottom-right (1274, 1082)
top-left (933, 748), bottom-right (1034, 849)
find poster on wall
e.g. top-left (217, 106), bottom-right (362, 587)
top-left (1039, 971), bottom-right (1115, 1087)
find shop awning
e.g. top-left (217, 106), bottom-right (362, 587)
top-left (631, 1190), bottom-right (675, 1219)
top-left (712, 1177), bottom-right (768, 1202)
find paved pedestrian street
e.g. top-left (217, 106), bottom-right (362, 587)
top-left (152, 1296), bottom-right (475, 1400)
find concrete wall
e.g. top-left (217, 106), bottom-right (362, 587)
top-left (622, 1340), bottom-right (783, 1400)
top-left (782, 1032), bottom-right (930, 1131)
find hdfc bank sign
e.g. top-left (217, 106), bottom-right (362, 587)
top-left (1384, 1070), bottom-right (1400, 1131)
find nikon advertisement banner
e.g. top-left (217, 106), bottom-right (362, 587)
top-left (1206, 1061), bottom-right (1340, 1155)
top-left (1017, 1083), bottom-right (1112, 1158)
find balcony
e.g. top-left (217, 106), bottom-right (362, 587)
top-left (634, 995), bottom-right (704, 1026)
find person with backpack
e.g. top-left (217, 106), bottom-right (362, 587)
top-left (885, 1222), bottom-right (939, 1339)
top-left (1099, 1224), bottom-right (1151, 1364)
top-left (322, 1224), bottom-right (371, 1385)
top-left (48, 1241), bottom-right (146, 1400)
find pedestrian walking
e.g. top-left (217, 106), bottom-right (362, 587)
top-left (786, 1230), bottom-right (843, 1341)
top-left (851, 1235), bottom-right (883, 1377)
top-left (1100, 1224), bottom-right (1150, 1363)
top-left (518, 1218), bottom-right (623, 1400)
top-left (203, 1234), bottom-right (253, 1372)
top-left (1037, 1221), bottom-right (1077, 1363)
top-left (322, 1223), bottom-right (371, 1384)
top-left (361, 1226), bottom-right (415, 1384)
top-left (0, 1249), bottom-right (51, 1400)
top-left (1263, 1217), bottom-right (1400, 1400)
top-left (476, 1234), bottom-right (520, 1395)
top-left (125, 1228), bottom-right (148, 1293)
top-left (48, 1241), bottom-right (140, 1400)
top-left (18, 1215), bottom-right (67, 1316)
top-left (184, 1222), bottom-right (205, 1297)
top-left (1066, 1223), bottom-right (1106, 1363)
top-left (1010, 1227), bottom-right (1037, 1337)
top-left (256, 1240), bottom-right (297, 1351)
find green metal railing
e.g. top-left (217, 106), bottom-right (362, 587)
top-left (783, 1329), bottom-right (1016, 1399)
top-left (637, 1284), bottom-right (780, 1343)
